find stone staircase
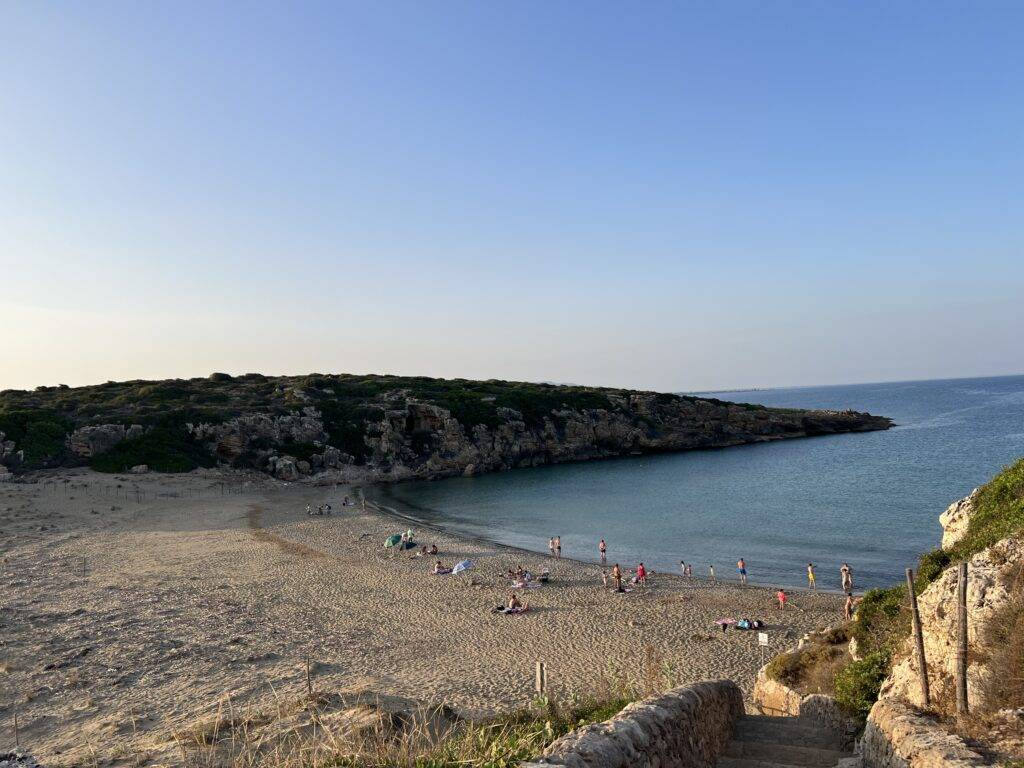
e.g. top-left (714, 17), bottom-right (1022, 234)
top-left (717, 715), bottom-right (855, 768)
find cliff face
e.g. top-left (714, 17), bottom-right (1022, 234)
top-left (0, 373), bottom-right (891, 479)
top-left (181, 394), bottom-right (889, 482)
top-left (864, 481), bottom-right (1024, 767)
top-left (351, 393), bottom-right (888, 481)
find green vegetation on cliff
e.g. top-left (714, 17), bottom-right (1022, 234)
top-left (0, 374), bottom-right (636, 470)
top-left (0, 372), bottom-right (890, 474)
top-left (845, 457), bottom-right (1024, 717)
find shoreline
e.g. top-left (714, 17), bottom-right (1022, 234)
top-left (3, 468), bottom-right (846, 764)
top-left (361, 486), bottom-right (862, 598)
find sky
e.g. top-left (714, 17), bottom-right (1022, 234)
top-left (2, 2), bottom-right (1022, 393)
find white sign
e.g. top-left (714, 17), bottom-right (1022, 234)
top-left (758, 632), bottom-right (770, 647)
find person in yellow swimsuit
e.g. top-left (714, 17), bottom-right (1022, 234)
top-left (807, 563), bottom-right (817, 590)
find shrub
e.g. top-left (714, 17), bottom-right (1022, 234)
top-left (90, 424), bottom-right (215, 473)
top-left (951, 457), bottom-right (1024, 561)
top-left (834, 651), bottom-right (890, 722)
top-left (916, 548), bottom-right (953, 590)
top-left (0, 409), bottom-right (72, 467)
top-left (852, 585), bottom-right (909, 657)
top-left (765, 635), bottom-right (849, 693)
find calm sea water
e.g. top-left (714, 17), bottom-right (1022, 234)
top-left (367, 375), bottom-right (1024, 590)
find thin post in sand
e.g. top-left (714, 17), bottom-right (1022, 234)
top-left (956, 561), bottom-right (969, 715)
top-left (906, 568), bottom-right (930, 707)
top-left (306, 653), bottom-right (313, 698)
top-left (534, 661), bottom-right (546, 695)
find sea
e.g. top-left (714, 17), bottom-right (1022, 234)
top-left (365, 375), bottom-right (1024, 590)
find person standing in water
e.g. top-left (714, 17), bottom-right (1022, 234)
top-left (807, 563), bottom-right (817, 590)
top-left (840, 563), bottom-right (853, 592)
top-left (737, 558), bottom-right (747, 585)
top-left (599, 539), bottom-right (607, 564)
top-left (548, 537), bottom-right (555, 557)
top-left (708, 564), bottom-right (716, 583)
top-left (555, 536), bottom-right (562, 559)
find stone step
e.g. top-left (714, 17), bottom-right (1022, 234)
top-left (724, 740), bottom-right (849, 767)
top-left (733, 721), bottom-right (842, 750)
top-left (717, 757), bottom-right (829, 768)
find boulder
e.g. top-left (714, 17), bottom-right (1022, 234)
top-left (129, 464), bottom-right (149, 474)
top-left (274, 457), bottom-right (300, 481)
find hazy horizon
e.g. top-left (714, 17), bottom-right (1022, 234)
top-left (5, 368), bottom-right (1023, 398)
top-left (3, 2), bottom-right (1023, 393)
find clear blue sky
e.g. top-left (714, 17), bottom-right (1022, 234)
top-left (2, 2), bottom-right (1022, 392)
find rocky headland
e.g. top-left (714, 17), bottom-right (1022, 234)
top-left (0, 373), bottom-right (891, 481)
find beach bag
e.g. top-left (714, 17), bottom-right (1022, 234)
top-left (736, 618), bottom-right (751, 630)
top-left (751, 619), bottom-right (764, 629)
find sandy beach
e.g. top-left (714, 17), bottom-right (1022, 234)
top-left (0, 469), bottom-right (843, 765)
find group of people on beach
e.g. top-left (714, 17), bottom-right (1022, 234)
top-left (305, 496), bottom-right (355, 516)
top-left (590, 539), bottom-right (860, 617)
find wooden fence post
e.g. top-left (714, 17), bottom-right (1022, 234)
top-left (956, 561), bottom-right (969, 715)
top-left (906, 568), bottom-right (930, 707)
top-left (535, 661), bottom-right (547, 695)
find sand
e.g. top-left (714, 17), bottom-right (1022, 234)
top-left (0, 468), bottom-right (843, 764)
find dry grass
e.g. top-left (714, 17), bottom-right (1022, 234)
top-left (161, 682), bottom-right (633, 768)
top-left (764, 625), bottom-right (852, 696)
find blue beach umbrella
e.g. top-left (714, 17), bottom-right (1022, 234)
top-left (452, 559), bottom-right (474, 574)
top-left (384, 534), bottom-right (402, 548)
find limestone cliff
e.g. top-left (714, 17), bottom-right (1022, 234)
top-left (0, 373), bottom-right (891, 478)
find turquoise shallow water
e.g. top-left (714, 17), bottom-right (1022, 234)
top-left (366, 375), bottom-right (1024, 590)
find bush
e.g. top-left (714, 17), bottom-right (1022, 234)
top-left (916, 548), bottom-right (953, 589)
top-left (851, 585), bottom-right (908, 657)
top-left (834, 651), bottom-right (890, 722)
top-left (0, 409), bottom-right (72, 467)
top-left (951, 457), bottom-right (1024, 561)
top-left (764, 631), bottom-right (850, 694)
top-left (90, 425), bottom-right (215, 473)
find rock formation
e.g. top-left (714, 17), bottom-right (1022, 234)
top-left (938, 489), bottom-right (978, 551)
top-left (66, 424), bottom-right (144, 459)
top-left (864, 481), bottom-right (1023, 766)
top-left (0, 374), bottom-right (892, 479)
top-left (881, 537), bottom-right (1021, 712)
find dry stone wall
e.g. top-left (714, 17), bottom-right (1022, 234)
top-left (521, 679), bottom-right (743, 768)
top-left (862, 699), bottom-right (985, 768)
